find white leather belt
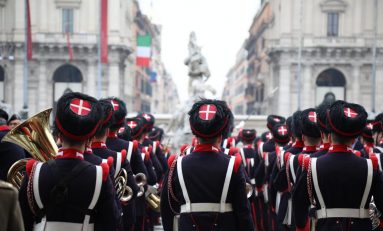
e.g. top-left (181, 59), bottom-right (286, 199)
top-left (180, 203), bottom-right (233, 213)
top-left (34, 221), bottom-right (94, 231)
top-left (316, 208), bottom-right (370, 219)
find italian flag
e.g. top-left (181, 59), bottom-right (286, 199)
top-left (136, 35), bottom-right (152, 67)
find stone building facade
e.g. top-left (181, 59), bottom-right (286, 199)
top-left (227, 0), bottom-right (383, 116)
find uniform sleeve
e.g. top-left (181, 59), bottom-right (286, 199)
top-left (94, 177), bottom-right (119, 231)
top-left (372, 170), bottom-right (383, 223)
top-left (157, 147), bottom-right (169, 172)
top-left (144, 158), bottom-right (157, 186)
top-left (292, 170), bottom-right (310, 230)
top-left (19, 177), bottom-right (34, 231)
top-left (150, 151), bottom-right (163, 182)
top-left (131, 148), bottom-right (149, 177)
top-left (231, 164), bottom-right (255, 231)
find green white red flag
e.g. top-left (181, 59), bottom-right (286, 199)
top-left (136, 35), bottom-right (151, 67)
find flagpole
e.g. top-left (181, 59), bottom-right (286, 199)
top-left (297, 0), bottom-right (303, 110)
top-left (23, 0), bottom-right (29, 119)
top-left (97, 0), bottom-right (102, 99)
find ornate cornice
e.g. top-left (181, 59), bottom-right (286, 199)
top-left (320, 0), bottom-right (347, 12)
top-left (55, 0), bottom-right (82, 8)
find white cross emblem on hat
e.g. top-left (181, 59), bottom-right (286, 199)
top-left (199, 104), bottom-right (217, 121)
top-left (127, 121), bottom-right (137, 129)
top-left (110, 100), bottom-right (119, 111)
top-left (278, 126), bottom-right (288, 136)
top-left (308, 111), bottom-right (317, 123)
top-left (143, 113), bottom-right (151, 121)
top-left (70, 98), bottom-right (91, 116)
top-left (344, 107), bottom-right (358, 118)
top-left (367, 123), bottom-right (373, 130)
top-left (266, 132), bottom-right (273, 140)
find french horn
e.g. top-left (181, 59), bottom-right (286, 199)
top-left (115, 168), bottom-right (133, 202)
top-left (3, 108), bottom-right (58, 189)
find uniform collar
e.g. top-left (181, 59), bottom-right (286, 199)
top-left (292, 140), bottom-right (304, 148)
top-left (91, 141), bottom-right (107, 149)
top-left (107, 131), bottom-right (117, 138)
top-left (319, 143), bottom-right (331, 151)
top-left (57, 148), bottom-right (84, 160)
top-left (193, 144), bottom-right (220, 153)
top-left (303, 145), bottom-right (318, 153)
top-left (328, 144), bottom-right (353, 153)
top-left (0, 125), bottom-right (10, 131)
top-left (84, 147), bottom-right (93, 155)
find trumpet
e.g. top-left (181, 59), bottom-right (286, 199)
top-left (3, 108), bottom-right (58, 189)
top-left (146, 184), bottom-right (161, 212)
top-left (115, 168), bottom-right (133, 202)
top-left (135, 173), bottom-right (147, 197)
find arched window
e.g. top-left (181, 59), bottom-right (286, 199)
top-left (316, 68), bottom-right (346, 87)
top-left (53, 64), bottom-right (82, 105)
top-left (316, 68), bottom-right (346, 105)
top-left (53, 64), bottom-right (82, 82)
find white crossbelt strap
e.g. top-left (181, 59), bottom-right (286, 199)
top-left (177, 157), bottom-right (191, 212)
top-left (220, 157), bottom-right (235, 212)
top-left (224, 149), bottom-right (229, 155)
top-left (265, 153), bottom-right (269, 167)
top-left (289, 155), bottom-right (296, 183)
top-left (375, 146), bottom-right (383, 153)
top-left (360, 159), bottom-right (373, 213)
top-left (180, 203), bottom-right (233, 213)
top-left (82, 166), bottom-right (102, 231)
top-left (250, 158), bottom-right (254, 167)
top-left (376, 153), bottom-right (382, 172)
top-left (152, 142), bottom-right (157, 155)
top-left (114, 152), bottom-right (122, 178)
top-left (127, 141), bottom-right (134, 163)
top-left (239, 148), bottom-right (246, 167)
top-left (258, 142), bottom-right (264, 158)
top-left (33, 162), bottom-right (44, 209)
top-left (276, 192), bottom-right (282, 214)
top-left (141, 153), bottom-right (146, 161)
top-left (263, 183), bottom-right (269, 203)
top-left (186, 147), bottom-right (192, 155)
top-left (313, 158), bottom-right (372, 219)
top-left (222, 139), bottom-right (228, 149)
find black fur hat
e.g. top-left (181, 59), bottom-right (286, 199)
top-left (300, 108), bottom-right (321, 138)
top-left (148, 126), bottom-right (164, 141)
top-left (105, 97), bottom-right (127, 131)
top-left (286, 116), bottom-right (293, 137)
top-left (0, 109), bottom-right (8, 121)
top-left (137, 113), bottom-right (155, 133)
top-left (54, 92), bottom-right (101, 141)
top-left (373, 113), bottom-right (383, 133)
top-left (266, 115), bottom-right (285, 131)
top-left (326, 100), bottom-right (368, 138)
top-left (271, 124), bottom-right (290, 144)
top-left (117, 124), bottom-right (132, 142)
top-left (291, 110), bottom-right (303, 139)
top-left (261, 131), bottom-right (273, 142)
top-left (189, 99), bottom-right (233, 138)
top-left (126, 117), bottom-right (145, 139)
top-left (98, 99), bottom-right (115, 130)
top-left (241, 129), bottom-right (256, 143)
top-left (316, 103), bottom-right (331, 134)
top-left (362, 120), bottom-right (374, 143)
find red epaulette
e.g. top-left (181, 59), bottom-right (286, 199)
top-left (100, 162), bottom-right (110, 182)
top-left (156, 141), bottom-right (160, 147)
top-left (284, 152), bottom-right (291, 164)
top-left (353, 150), bottom-right (362, 157)
top-left (120, 149), bottom-right (127, 164)
top-left (298, 154), bottom-right (305, 167)
top-left (234, 153), bottom-right (242, 173)
top-left (26, 159), bottom-right (37, 176)
top-left (303, 156), bottom-right (311, 171)
top-left (369, 153), bottom-right (379, 170)
top-left (141, 147), bottom-right (150, 161)
top-left (168, 154), bottom-right (177, 168)
top-left (229, 147), bottom-right (238, 156)
top-left (132, 140), bottom-right (138, 152)
top-left (106, 156), bottom-right (114, 167)
top-left (148, 145), bottom-right (153, 154)
top-left (180, 144), bottom-right (189, 154)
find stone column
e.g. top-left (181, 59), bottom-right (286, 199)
top-left (302, 64), bottom-right (313, 108)
top-left (351, 64), bottom-right (361, 104)
top-left (86, 60), bottom-right (96, 97)
top-left (278, 64), bottom-right (291, 116)
top-left (38, 60), bottom-right (47, 110)
top-left (108, 62), bottom-right (120, 97)
top-left (13, 60), bottom-right (24, 112)
top-left (376, 65), bottom-right (383, 112)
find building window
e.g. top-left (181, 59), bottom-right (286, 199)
top-left (62, 8), bottom-right (74, 33)
top-left (327, 12), bottom-right (339, 37)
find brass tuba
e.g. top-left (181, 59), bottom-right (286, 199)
top-left (3, 108), bottom-right (58, 189)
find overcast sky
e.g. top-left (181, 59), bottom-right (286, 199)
top-left (140, 0), bottom-right (260, 102)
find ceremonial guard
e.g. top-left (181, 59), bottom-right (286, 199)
top-left (104, 98), bottom-right (148, 231)
top-left (93, 99), bottom-right (140, 231)
top-left (260, 115), bottom-right (286, 153)
top-left (373, 113), bottom-right (383, 153)
top-left (360, 121), bottom-right (375, 158)
top-left (0, 110), bottom-right (25, 181)
top-left (293, 100), bottom-right (383, 231)
top-left (161, 99), bottom-right (254, 231)
top-left (19, 92), bottom-right (119, 231)
top-left (148, 126), bottom-right (169, 174)
top-left (311, 103), bottom-right (332, 158)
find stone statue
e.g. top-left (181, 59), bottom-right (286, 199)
top-left (184, 32), bottom-right (214, 98)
